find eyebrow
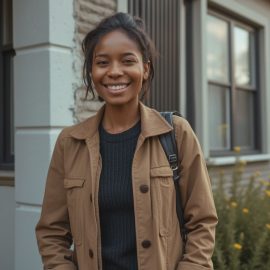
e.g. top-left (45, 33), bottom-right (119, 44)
top-left (94, 52), bottom-right (137, 58)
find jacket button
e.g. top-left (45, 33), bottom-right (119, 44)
top-left (90, 194), bottom-right (93, 203)
top-left (141, 240), bottom-right (151, 248)
top-left (89, 249), bottom-right (94, 258)
top-left (140, 184), bottom-right (149, 193)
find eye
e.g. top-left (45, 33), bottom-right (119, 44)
top-left (94, 57), bottom-right (109, 67)
top-left (95, 60), bottom-right (109, 66)
top-left (123, 58), bottom-right (136, 65)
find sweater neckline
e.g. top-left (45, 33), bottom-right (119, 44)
top-left (99, 121), bottom-right (141, 143)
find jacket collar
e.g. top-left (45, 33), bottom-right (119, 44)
top-left (70, 102), bottom-right (173, 140)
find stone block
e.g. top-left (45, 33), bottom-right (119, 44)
top-left (14, 48), bottom-right (73, 127)
top-left (15, 208), bottom-right (42, 270)
top-left (13, 0), bottom-right (74, 48)
top-left (15, 129), bottom-right (61, 205)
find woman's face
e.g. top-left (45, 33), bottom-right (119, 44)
top-left (91, 29), bottom-right (149, 107)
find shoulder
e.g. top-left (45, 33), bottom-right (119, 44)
top-left (172, 115), bottom-right (201, 150)
top-left (172, 115), bottom-right (194, 136)
top-left (59, 122), bottom-right (84, 139)
top-left (57, 114), bottom-right (97, 142)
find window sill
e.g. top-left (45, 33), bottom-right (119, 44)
top-left (206, 154), bottom-right (270, 166)
top-left (0, 171), bottom-right (15, 186)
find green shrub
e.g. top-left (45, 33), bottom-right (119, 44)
top-left (212, 161), bottom-right (270, 270)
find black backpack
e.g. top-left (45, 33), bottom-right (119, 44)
top-left (159, 112), bottom-right (187, 244)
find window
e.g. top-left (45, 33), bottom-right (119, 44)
top-left (207, 11), bottom-right (259, 156)
top-left (0, 0), bottom-right (15, 170)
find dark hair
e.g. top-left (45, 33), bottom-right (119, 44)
top-left (82, 12), bottom-right (156, 100)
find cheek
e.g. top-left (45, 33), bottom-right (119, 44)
top-left (91, 69), bottom-right (102, 85)
top-left (132, 66), bottom-right (145, 82)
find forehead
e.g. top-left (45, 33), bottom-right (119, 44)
top-left (94, 29), bottom-right (142, 56)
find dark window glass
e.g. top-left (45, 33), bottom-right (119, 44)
top-left (235, 90), bottom-right (255, 149)
top-left (0, 0), bottom-right (15, 170)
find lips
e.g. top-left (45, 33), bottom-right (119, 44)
top-left (103, 83), bottom-right (131, 91)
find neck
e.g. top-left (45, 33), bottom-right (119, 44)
top-left (102, 102), bottom-right (140, 134)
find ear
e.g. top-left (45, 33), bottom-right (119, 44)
top-left (143, 61), bottom-right (150, 80)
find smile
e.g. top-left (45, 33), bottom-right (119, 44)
top-left (104, 83), bottom-right (130, 91)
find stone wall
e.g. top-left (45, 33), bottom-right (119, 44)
top-left (73, 0), bottom-right (117, 122)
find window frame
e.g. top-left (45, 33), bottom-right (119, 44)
top-left (207, 10), bottom-right (260, 157)
top-left (0, 0), bottom-right (15, 171)
top-left (189, 0), bottom-right (270, 165)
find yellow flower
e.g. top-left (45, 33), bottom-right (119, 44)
top-left (266, 224), bottom-right (270, 230)
top-left (259, 179), bottom-right (270, 186)
top-left (242, 208), bottom-right (249, 214)
top-left (258, 179), bottom-right (265, 185)
top-left (236, 167), bottom-right (244, 173)
top-left (233, 146), bottom-right (241, 153)
top-left (233, 243), bottom-right (242, 250)
top-left (240, 232), bottom-right (245, 241)
top-left (238, 160), bottom-right (247, 166)
top-left (265, 190), bottom-right (270, 197)
top-left (219, 169), bottom-right (224, 176)
top-left (230, 201), bottom-right (238, 208)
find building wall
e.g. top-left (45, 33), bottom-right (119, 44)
top-left (236, 0), bottom-right (270, 16)
top-left (13, 0), bottom-right (74, 269)
top-left (0, 187), bottom-right (15, 270)
top-left (209, 161), bottom-right (270, 190)
top-left (73, 0), bottom-right (116, 122)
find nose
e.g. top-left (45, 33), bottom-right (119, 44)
top-left (107, 62), bottom-right (124, 78)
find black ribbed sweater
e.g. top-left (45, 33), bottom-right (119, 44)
top-left (98, 121), bottom-right (141, 270)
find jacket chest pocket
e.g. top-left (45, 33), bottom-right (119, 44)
top-left (64, 178), bottom-right (85, 246)
top-left (150, 167), bottom-right (175, 237)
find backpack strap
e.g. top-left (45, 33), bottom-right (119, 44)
top-left (159, 111), bottom-right (187, 244)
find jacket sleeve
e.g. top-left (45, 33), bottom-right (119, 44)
top-left (35, 131), bottom-right (77, 270)
top-left (174, 117), bottom-right (218, 270)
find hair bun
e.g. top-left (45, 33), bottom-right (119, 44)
top-left (134, 16), bottom-right (145, 30)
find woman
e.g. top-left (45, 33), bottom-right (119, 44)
top-left (36, 12), bottom-right (217, 270)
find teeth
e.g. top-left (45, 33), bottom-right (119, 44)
top-left (106, 84), bottom-right (128, 90)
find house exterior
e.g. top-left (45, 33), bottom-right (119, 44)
top-left (0, 0), bottom-right (269, 269)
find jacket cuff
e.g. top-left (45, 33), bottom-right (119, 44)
top-left (177, 261), bottom-right (213, 270)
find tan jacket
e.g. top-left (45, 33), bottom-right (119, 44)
top-left (36, 102), bottom-right (218, 270)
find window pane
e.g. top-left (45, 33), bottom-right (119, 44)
top-left (235, 90), bottom-right (255, 148)
top-left (207, 15), bottom-right (229, 83)
top-left (234, 27), bottom-right (254, 86)
top-left (209, 84), bottom-right (230, 150)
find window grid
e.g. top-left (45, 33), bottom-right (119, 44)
top-left (208, 10), bottom-right (260, 156)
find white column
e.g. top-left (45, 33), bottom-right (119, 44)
top-left (13, 0), bottom-right (74, 269)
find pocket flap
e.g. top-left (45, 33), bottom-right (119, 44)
top-left (64, 178), bottom-right (85, 188)
top-left (150, 167), bottom-right (173, 177)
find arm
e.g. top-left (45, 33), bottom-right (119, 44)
top-left (35, 131), bottom-right (77, 270)
top-left (174, 117), bottom-right (218, 270)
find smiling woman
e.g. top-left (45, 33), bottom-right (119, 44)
top-left (36, 12), bottom-right (217, 270)
top-left (91, 30), bottom-right (149, 109)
